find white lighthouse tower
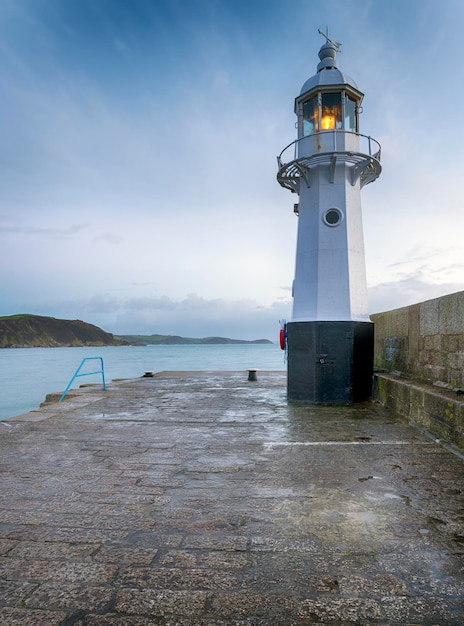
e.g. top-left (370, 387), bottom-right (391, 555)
top-left (277, 33), bottom-right (381, 403)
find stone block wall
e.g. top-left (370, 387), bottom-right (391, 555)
top-left (373, 373), bottom-right (464, 451)
top-left (370, 290), bottom-right (464, 388)
top-left (371, 291), bottom-right (464, 452)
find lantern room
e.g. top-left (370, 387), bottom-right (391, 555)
top-left (300, 91), bottom-right (358, 134)
top-left (295, 38), bottom-right (364, 141)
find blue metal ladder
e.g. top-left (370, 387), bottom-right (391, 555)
top-left (59, 357), bottom-right (106, 403)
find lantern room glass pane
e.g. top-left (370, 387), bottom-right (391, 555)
top-left (344, 96), bottom-right (356, 132)
top-left (321, 93), bottom-right (342, 130)
top-left (303, 97), bottom-right (318, 135)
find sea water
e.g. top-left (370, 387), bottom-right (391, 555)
top-left (0, 343), bottom-right (285, 421)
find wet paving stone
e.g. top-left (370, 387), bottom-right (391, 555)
top-left (0, 558), bottom-right (117, 584)
top-left (115, 588), bottom-right (209, 617)
top-left (0, 579), bottom-right (38, 606)
top-left (23, 581), bottom-right (115, 611)
top-left (118, 566), bottom-right (239, 591)
top-left (5, 540), bottom-right (98, 562)
top-left (0, 608), bottom-right (67, 625)
top-left (208, 591), bottom-right (295, 620)
top-left (0, 371), bottom-right (464, 624)
top-left (94, 544), bottom-right (159, 566)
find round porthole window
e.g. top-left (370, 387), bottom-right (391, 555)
top-left (323, 208), bottom-right (343, 227)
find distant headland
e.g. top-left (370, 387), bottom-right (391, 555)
top-left (116, 334), bottom-right (272, 346)
top-left (0, 314), bottom-right (124, 348)
top-left (0, 314), bottom-right (272, 348)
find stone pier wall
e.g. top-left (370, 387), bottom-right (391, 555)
top-left (370, 291), bottom-right (464, 451)
top-left (371, 290), bottom-right (464, 387)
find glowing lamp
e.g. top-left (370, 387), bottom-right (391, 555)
top-left (321, 114), bottom-right (335, 130)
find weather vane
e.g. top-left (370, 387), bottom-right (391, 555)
top-left (318, 27), bottom-right (341, 52)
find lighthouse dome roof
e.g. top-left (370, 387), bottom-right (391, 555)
top-left (299, 35), bottom-right (360, 98)
top-left (300, 68), bottom-right (358, 96)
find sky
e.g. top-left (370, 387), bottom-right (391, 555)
top-left (1, 0), bottom-right (464, 340)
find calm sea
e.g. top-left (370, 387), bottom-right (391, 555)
top-left (0, 343), bottom-right (285, 421)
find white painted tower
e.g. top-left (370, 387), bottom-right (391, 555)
top-left (277, 33), bottom-right (381, 403)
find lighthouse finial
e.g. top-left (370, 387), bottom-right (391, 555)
top-left (317, 27), bottom-right (341, 52)
top-left (316, 28), bottom-right (341, 71)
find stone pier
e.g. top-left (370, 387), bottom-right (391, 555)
top-left (371, 290), bottom-right (464, 451)
top-left (0, 372), bottom-right (463, 624)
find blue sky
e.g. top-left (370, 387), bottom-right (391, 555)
top-left (1, 0), bottom-right (464, 339)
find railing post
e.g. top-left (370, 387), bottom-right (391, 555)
top-left (59, 357), bottom-right (106, 403)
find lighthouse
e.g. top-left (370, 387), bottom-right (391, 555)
top-left (277, 33), bottom-right (381, 403)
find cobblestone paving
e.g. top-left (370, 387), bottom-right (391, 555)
top-left (1, 371), bottom-right (464, 625)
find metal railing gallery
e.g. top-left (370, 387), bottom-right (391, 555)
top-left (277, 130), bottom-right (381, 170)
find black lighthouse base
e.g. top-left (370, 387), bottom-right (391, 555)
top-left (286, 321), bottom-right (374, 403)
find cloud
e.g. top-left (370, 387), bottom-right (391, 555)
top-left (0, 222), bottom-right (88, 239)
top-left (214, 69), bottom-right (229, 86)
top-left (114, 38), bottom-right (129, 53)
top-left (129, 281), bottom-right (159, 287)
top-left (115, 295), bottom-right (291, 340)
top-left (369, 275), bottom-right (464, 315)
top-left (93, 231), bottom-right (124, 244)
top-left (25, 292), bottom-right (292, 341)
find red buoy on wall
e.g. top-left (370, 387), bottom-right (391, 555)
top-left (279, 321), bottom-right (287, 350)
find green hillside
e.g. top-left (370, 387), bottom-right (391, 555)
top-left (116, 334), bottom-right (272, 345)
top-left (0, 314), bottom-right (125, 348)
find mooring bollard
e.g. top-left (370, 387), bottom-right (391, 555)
top-left (248, 369), bottom-right (258, 382)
